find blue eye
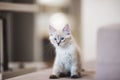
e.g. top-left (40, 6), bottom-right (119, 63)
top-left (61, 37), bottom-right (64, 40)
top-left (54, 38), bottom-right (56, 40)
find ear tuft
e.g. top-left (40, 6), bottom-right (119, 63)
top-left (63, 24), bottom-right (71, 35)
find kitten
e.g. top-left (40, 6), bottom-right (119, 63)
top-left (49, 24), bottom-right (82, 79)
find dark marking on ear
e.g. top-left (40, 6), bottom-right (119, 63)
top-left (66, 33), bottom-right (70, 35)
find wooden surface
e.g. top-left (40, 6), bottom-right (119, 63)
top-left (6, 69), bottom-right (95, 80)
top-left (3, 68), bottom-right (36, 79)
top-left (0, 2), bottom-right (39, 13)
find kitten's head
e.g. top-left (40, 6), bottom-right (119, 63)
top-left (49, 24), bottom-right (72, 48)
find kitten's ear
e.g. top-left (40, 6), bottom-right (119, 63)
top-left (49, 25), bottom-right (56, 35)
top-left (62, 24), bottom-right (71, 35)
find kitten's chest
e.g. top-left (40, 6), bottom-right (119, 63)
top-left (56, 46), bottom-right (75, 64)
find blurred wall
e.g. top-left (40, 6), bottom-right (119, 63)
top-left (81, 0), bottom-right (120, 70)
top-left (12, 13), bottom-right (34, 62)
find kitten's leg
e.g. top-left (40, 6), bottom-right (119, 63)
top-left (49, 64), bottom-right (61, 79)
top-left (70, 65), bottom-right (81, 78)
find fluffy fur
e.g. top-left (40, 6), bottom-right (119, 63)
top-left (49, 24), bottom-right (82, 79)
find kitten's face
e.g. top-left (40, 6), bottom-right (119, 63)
top-left (49, 24), bottom-right (72, 48)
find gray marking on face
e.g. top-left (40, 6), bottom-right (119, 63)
top-left (55, 35), bottom-right (63, 46)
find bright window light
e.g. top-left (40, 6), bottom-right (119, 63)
top-left (49, 13), bottom-right (69, 30)
top-left (36, 0), bottom-right (70, 7)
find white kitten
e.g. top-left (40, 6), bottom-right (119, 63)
top-left (49, 24), bottom-right (82, 79)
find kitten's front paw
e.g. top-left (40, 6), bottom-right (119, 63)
top-left (71, 75), bottom-right (80, 78)
top-left (49, 75), bottom-right (58, 79)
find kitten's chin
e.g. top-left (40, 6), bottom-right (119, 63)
top-left (54, 44), bottom-right (63, 48)
top-left (53, 43), bottom-right (70, 48)
top-left (57, 44), bottom-right (67, 48)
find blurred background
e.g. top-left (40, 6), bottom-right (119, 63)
top-left (0, 0), bottom-right (120, 79)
